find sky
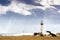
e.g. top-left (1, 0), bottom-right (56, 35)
top-left (0, 0), bottom-right (60, 34)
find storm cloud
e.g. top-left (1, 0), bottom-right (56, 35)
top-left (15, 0), bottom-right (42, 6)
top-left (0, 0), bottom-right (11, 6)
top-left (0, 0), bottom-right (42, 6)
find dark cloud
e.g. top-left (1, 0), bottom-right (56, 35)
top-left (16, 0), bottom-right (42, 6)
top-left (0, 0), bottom-right (42, 6)
top-left (53, 5), bottom-right (60, 10)
top-left (0, 0), bottom-right (11, 6)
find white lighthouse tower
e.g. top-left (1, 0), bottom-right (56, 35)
top-left (40, 20), bottom-right (44, 36)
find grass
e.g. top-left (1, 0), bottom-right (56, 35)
top-left (0, 35), bottom-right (60, 40)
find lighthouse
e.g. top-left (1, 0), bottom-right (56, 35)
top-left (40, 20), bottom-right (44, 36)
